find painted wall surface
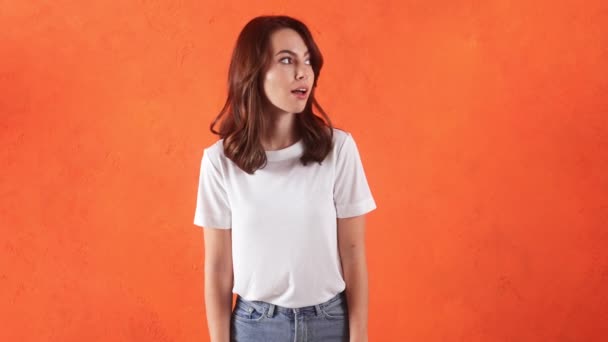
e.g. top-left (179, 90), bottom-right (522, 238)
top-left (1, 1), bottom-right (607, 341)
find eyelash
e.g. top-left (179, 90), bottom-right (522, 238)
top-left (279, 57), bottom-right (312, 65)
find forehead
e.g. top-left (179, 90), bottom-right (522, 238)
top-left (269, 28), bottom-right (308, 53)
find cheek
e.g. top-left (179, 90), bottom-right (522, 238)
top-left (263, 70), bottom-right (284, 95)
top-left (264, 69), bottom-right (276, 81)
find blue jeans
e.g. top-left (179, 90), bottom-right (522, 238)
top-left (230, 291), bottom-right (349, 342)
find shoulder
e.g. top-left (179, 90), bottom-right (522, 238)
top-left (201, 139), bottom-right (227, 168)
top-left (331, 127), bottom-right (354, 153)
top-left (331, 127), bottom-right (351, 145)
top-left (203, 139), bottom-right (225, 157)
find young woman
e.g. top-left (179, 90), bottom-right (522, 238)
top-left (194, 15), bottom-right (377, 342)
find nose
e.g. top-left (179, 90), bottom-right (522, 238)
top-left (295, 67), bottom-right (309, 80)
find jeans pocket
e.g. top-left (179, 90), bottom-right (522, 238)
top-left (232, 301), bottom-right (266, 322)
top-left (321, 300), bottom-right (348, 320)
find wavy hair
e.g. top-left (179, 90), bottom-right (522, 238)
top-left (210, 15), bottom-right (334, 174)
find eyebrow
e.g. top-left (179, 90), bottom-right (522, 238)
top-left (275, 50), bottom-right (310, 57)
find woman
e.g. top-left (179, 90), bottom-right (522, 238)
top-left (194, 15), bottom-right (377, 342)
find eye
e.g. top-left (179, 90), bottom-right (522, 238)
top-left (278, 57), bottom-right (312, 66)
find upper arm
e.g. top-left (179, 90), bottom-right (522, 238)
top-left (337, 215), bottom-right (367, 264)
top-left (333, 133), bottom-right (377, 219)
top-left (194, 148), bottom-right (232, 229)
top-left (203, 227), bottom-right (233, 273)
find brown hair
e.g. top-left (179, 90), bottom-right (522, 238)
top-left (210, 15), bottom-right (334, 174)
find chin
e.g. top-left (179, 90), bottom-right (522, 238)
top-left (278, 107), bottom-right (305, 115)
top-left (294, 104), bottom-right (308, 113)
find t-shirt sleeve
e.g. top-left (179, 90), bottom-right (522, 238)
top-left (333, 133), bottom-right (377, 218)
top-left (193, 148), bottom-right (232, 229)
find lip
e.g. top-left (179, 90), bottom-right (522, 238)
top-left (291, 86), bottom-right (309, 100)
top-left (292, 91), bottom-right (308, 100)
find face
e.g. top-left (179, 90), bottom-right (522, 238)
top-left (262, 28), bottom-right (314, 115)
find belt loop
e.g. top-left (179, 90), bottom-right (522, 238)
top-left (314, 304), bottom-right (322, 316)
top-left (267, 303), bottom-right (275, 317)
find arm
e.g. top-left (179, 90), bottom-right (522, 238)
top-left (203, 227), bottom-right (234, 342)
top-left (337, 215), bottom-right (369, 342)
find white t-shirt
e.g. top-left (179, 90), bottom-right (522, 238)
top-left (193, 128), bottom-right (377, 308)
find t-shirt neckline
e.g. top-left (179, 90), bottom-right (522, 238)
top-left (265, 139), bottom-right (304, 162)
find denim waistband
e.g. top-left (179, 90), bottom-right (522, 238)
top-left (235, 291), bottom-right (346, 318)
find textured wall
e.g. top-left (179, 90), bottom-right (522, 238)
top-left (1, 0), bottom-right (607, 341)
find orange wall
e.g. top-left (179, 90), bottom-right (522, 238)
top-left (1, 1), bottom-right (607, 341)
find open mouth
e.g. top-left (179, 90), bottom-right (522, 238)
top-left (291, 87), bottom-right (308, 95)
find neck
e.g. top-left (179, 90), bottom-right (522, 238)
top-left (261, 112), bottom-right (299, 151)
